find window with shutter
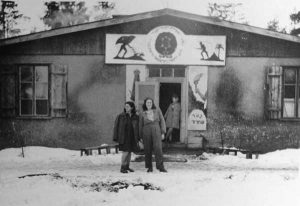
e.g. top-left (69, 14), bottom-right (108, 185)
top-left (266, 64), bottom-right (300, 120)
top-left (0, 64), bottom-right (68, 119)
top-left (0, 65), bottom-right (17, 117)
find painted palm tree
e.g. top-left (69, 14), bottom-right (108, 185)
top-left (215, 44), bottom-right (224, 58)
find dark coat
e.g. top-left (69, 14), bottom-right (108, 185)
top-left (113, 112), bottom-right (139, 152)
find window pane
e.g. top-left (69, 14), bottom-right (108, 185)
top-left (174, 68), bottom-right (185, 77)
top-left (283, 99), bottom-right (295, 117)
top-left (161, 68), bottom-right (172, 77)
top-left (284, 86), bottom-right (295, 98)
top-left (35, 66), bottom-right (48, 82)
top-left (21, 83), bottom-right (33, 99)
top-left (284, 69), bottom-right (296, 84)
top-left (36, 100), bottom-right (48, 115)
top-left (21, 66), bottom-right (33, 82)
top-left (149, 68), bottom-right (160, 77)
top-left (21, 100), bottom-right (33, 115)
top-left (35, 83), bottom-right (48, 99)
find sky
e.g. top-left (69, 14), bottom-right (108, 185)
top-left (11, 0), bottom-right (300, 34)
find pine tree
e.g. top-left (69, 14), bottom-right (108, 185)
top-left (0, 0), bottom-right (27, 38)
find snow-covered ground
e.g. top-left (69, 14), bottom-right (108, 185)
top-left (0, 146), bottom-right (299, 206)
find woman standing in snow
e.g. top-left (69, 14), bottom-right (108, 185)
top-left (139, 98), bottom-right (167, 173)
top-left (113, 101), bottom-right (139, 173)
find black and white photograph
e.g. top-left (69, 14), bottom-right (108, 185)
top-left (0, 0), bottom-right (299, 205)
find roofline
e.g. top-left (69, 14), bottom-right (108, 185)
top-left (168, 9), bottom-right (300, 43)
top-left (1, 8), bottom-right (300, 46)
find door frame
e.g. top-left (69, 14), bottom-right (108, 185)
top-left (146, 77), bottom-right (188, 143)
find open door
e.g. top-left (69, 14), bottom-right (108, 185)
top-left (135, 81), bottom-right (159, 112)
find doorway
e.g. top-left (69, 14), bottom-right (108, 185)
top-left (159, 83), bottom-right (181, 142)
top-left (135, 65), bottom-right (188, 145)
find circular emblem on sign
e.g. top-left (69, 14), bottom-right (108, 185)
top-left (155, 32), bottom-right (177, 57)
top-left (147, 26), bottom-right (184, 63)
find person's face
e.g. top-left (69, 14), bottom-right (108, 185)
top-left (172, 97), bottom-right (178, 103)
top-left (124, 104), bottom-right (132, 113)
top-left (146, 99), bottom-right (153, 110)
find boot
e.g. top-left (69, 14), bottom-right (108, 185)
top-left (147, 168), bottom-right (153, 173)
top-left (159, 167), bottom-right (167, 173)
top-left (126, 165), bottom-right (134, 172)
top-left (120, 166), bottom-right (128, 173)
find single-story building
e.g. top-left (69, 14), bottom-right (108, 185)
top-left (1, 9), bottom-right (300, 152)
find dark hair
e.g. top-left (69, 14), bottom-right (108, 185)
top-left (142, 97), bottom-right (156, 111)
top-left (124, 101), bottom-right (136, 114)
top-left (172, 93), bottom-right (179, 99)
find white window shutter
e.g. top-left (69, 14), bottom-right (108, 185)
top-left (0, 64), bottom-right (17, 117)
top-left (50, 64), bottom-right (68, 117)
top-left (266, 64), bottom-right (282, 119)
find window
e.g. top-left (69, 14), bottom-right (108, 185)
top-left (19, 65), bottom-right (49, 116)
top-left (148, 65), bottom-right (185, 78)
top-left (283, 67), bottom-right (300, 118)
top-left (1, 64), bottom-right (68, 118)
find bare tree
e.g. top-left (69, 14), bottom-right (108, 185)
top-left (92, 1), bottom-right (115, 21)
top-left (207, 3), bottom-right (247, 24)
top-left (42, 1), bottom-right (89, 29)
top-left (266, 18), bottom-right (287, 33)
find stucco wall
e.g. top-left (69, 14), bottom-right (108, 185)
top-left (202, 57), bottom-right (300, 151)
top-left (0, 55), bottom-right (125, 149)
top-left (1, 55), bottom-right (300, 151)
top-left (207, 57), bottom-right (300, 118)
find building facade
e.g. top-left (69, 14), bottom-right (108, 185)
top-left (1, 9), bottom-right (300, 152)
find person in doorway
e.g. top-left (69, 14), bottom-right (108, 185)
top-left (164, 94), bottom-right (181, 143)
top-left (113, 101), bottom-right (139, 173)
top-left (139, 98), bottom-right (167, 173)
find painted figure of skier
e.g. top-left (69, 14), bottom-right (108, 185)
top-left (199, 41), bottom-right (209, 59)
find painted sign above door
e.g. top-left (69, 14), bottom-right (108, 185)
top-left (105, 26), bottom-right (226, 65)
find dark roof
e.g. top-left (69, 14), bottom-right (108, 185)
top-left (1, 8), bottom-right (300, 46)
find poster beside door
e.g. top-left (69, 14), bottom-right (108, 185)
top-left (188, 66), bottom-right (208, 130)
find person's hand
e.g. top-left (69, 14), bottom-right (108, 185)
top-left (161, 134), bottom-right (165, 140)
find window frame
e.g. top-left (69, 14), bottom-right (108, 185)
top-left (17, 64), bottom-right (51, 118)
top-left (148, 65), bottom-right (186, 78)
top-left (281, 66), bottom-right (300, 120)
